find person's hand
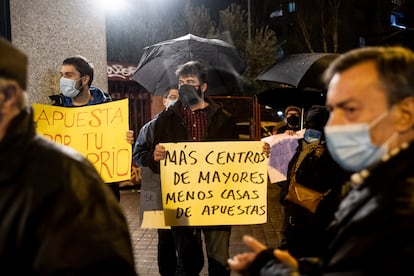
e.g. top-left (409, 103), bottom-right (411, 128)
top-left (126, 130), bottom-right (134, 144)
top-left (154, 144), bottom-right (166, 161)
top-left (263, 142), bottom-right (270, 158)
top-left (273, 249), bottom-right (298, 268)
top-left (227, 235), bottom-right (267, 274)
top-left (228, 235), bottom-right (298, 274)
top-left (285, 130), bottom-right (296, 136)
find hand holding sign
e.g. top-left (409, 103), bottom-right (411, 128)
top-left (33, 99), bottom-right (132, 182)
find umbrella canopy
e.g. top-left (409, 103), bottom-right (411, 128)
top-left (256, 53), bottom-right (339, 90)
top-left (256, 87), bottom-right (326, 111)
top-left (132, 34), bottom-right (246, 96)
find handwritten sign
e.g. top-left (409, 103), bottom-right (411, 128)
top-left (32, 99), bottom-right (131, 182)
top-left (261, 131), bottom-right (303, 183)
top-left (160, 141), bottom-right (268, 226)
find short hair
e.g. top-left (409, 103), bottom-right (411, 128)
top-left (62, 56), bottom-right (94, 87)
top-left (323, 46), bottom-right (414, 106)
top-left (175, 60), bottom-right (208, 84)
top-left (163, 85), bottom-right (178, 98)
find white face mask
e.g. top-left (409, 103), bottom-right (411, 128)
top-left (167, 99), bottom-right (177, 108)
top-left (60, 77), bottom-right (82, 98)
top-left (324, 111), bottom-right (393, 172)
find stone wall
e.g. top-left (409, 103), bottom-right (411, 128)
top-left (10, 0), bottom-right (108, 104)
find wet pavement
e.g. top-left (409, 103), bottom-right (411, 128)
top-left (120, 183), bottom-right (285, 275)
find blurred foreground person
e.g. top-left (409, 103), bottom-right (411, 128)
top-left (228, 46), bottom-right (414, 275)
top-left (0, 38), bottom-right (137, 275)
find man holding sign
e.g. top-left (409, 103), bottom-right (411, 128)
top-left (149, 61), bottom-right (238, 276)
top-left (50, 56), bottom-right (131, 201)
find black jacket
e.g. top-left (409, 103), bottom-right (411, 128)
top-left (0, 109), bottom-right (137, 275)
top-left (281, 139), bottom-right (350, 258)
top-left (251, 141), bottom-right (414, 275)
top-left (147, 99), bottom-right (238, 173)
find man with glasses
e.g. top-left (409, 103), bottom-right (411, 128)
top-left (133, 86), bottom-right (179, 276)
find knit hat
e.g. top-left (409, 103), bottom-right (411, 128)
top-left (305, 105), bottom-right (329, 131)
top-left (284, 105), bottom-right (301, 117)
top-left (0, 37), bottom-right (28, 90)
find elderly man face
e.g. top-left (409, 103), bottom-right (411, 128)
top-left (326, 61), bottom-right (394, 146)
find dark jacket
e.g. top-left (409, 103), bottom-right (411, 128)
top-left (147, 99), bottom-right (238, 173)
top-left (0, 108), bottom-right (137, 275)
top-left (250, 141), bottom-right (414, 275)
top-left (280, 139), bottom-right (350, 257)
top-left (132, 114), bottom-right (162, 226)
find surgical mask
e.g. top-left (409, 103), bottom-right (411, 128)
top-left (324, 111), bottom-right (392, 172)
top-left (60, 77), bottom-right (82, 98)
top-left (179, 84), bottom-right (203, 107)
top-left (167, 99), bottom-right (177, 108)
top-left (286, 115), bottom-right (300, 126)
top-left (304, 128), bottom-right (322, 143)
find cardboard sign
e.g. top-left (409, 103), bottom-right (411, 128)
top-left (32, 99), bottom-right (131, 182)
top-left (261, 131), bottom-right (303, 183)
top-left (160, 141), bottom-right (268, 226)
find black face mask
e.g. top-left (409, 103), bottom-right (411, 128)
top-left (179, 84), bottom-right (203, 107)
top-left (286, 115), bottom-right (300, 127)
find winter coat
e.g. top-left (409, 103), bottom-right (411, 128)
top-left (0, 108), bottom-right (137, 275)
top-left (249, 141), bottom-right (414, 276)
top-left (132, 116), bottom-right (162, 226)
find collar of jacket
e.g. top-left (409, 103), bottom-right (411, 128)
top-left (332, 141), bottom-right (414, 226)
top-left (0, 108), bottom-right (35, 182)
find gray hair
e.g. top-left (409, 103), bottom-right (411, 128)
top-left (323, 46), bottom-right (414, 106)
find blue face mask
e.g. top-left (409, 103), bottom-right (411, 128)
top-left (324, 112), bottom-right (392, 172)
top-left (60, 77), bottom-right (83, 98)
top-left (304, 128), bottom-right (322, 143)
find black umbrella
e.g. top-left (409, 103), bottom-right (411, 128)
top-left (132, 33), bottom-right (246, 96)
top-left (256, 53), bottom-right (339, 90)
top-left (256, 87), bottom-right (327, 129)
top-left (256, 87), bottom-right (326, 110)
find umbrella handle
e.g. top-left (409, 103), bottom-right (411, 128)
top-left (300, 107), bottom-right (304, 129)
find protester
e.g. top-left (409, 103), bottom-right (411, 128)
top-left (51, 55), bottom-right (132, 201)
top-left (133, 86), bottom-right (179, 276)
top-left (228, 46), bottom-right (414, 275)
top-left (279, 105), bottom-right (350, 258)
top-left (149, 61), bottom-right (238, 275)
top-left (276, 106), bottom-right (302, 134)
top-left (0, 37), bottom-right (137, 275)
